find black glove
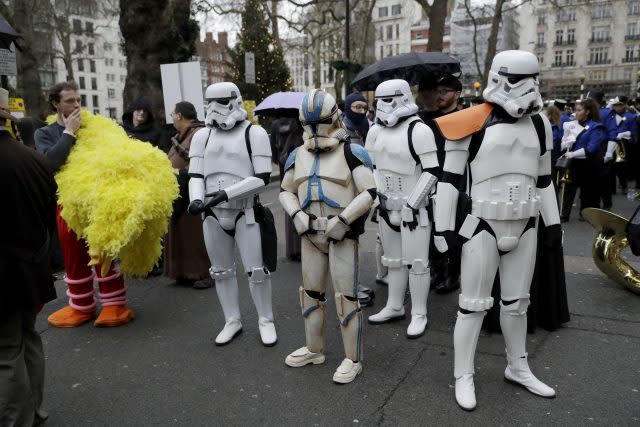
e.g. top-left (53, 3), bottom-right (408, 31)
top-left (541, 223), bottom-right (563, 248)
top-left (187, 199), bottom-right (205, 215)
top-left (402, 205), bottom-right (419, 231)
top-left (204, 190), bottom-right (228, 208)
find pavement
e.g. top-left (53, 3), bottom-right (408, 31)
top-left (38, 184), bottom-right (640, 426)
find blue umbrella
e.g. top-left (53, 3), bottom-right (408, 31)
top-left (254, 92), bottom-right (306, 117)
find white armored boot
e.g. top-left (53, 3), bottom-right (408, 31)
top-left (453, 310), bottom-right (485, 410)
top-left (500, 301), bottom-right (555, 398)
top-left (285, 287), bottom-right (326, 367)
top-left (368, 267), bottom-right (406, 324)
top-left (375, 235), bottom-right (388, 285)
top-left (248, 267), bottom-right (277, 347)
top-left (213, 271), bottom-right (243, 345)
top-left (333, 293), bottom-right (363, 384)
top-left (406, 268), bottom-right (429, 338)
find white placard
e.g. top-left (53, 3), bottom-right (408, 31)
top-left (160, 61), bottom-right (205, 124)
top-left (0, 44), bottom-right (17, 76)
top-left (245, 52), bottom-right (255, 84)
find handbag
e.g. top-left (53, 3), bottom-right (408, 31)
top-left (555, 156), bottom-right (572, 170)
top-left (254, 201), bottom-right (278, 272)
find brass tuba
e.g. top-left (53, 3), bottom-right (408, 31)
top-left (583, 208), bottom-right (640, 295)
top-left (614, 140), bottom-right (627, 163)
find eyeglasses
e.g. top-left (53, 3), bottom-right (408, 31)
top-left (351, 104), bottom-right (367, 112)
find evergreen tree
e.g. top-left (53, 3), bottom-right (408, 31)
top-left (228, 0), bottom-right (291, 101)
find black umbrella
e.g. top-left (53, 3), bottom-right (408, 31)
top-left (0, 14), bottom-right (21, 50)
top-left (350, 52), bottom-right (461, 91)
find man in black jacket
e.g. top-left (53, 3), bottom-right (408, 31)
top-left (0, 88), bottom-right (57, 426)
top-left (122, 97), bottom-right (167, 151)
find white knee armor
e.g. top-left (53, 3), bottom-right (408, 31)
top-left (280, 89), bottom-right (376, 384)
top-left (365, 79), bottom-right (439, 339)
top-left (188, 82), bottom-right (276, 347)
top-left (433, 51), bottom-right (559, 410)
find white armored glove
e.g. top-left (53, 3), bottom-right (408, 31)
top-left (292, 210), bottom-right (311, 235)
top-left (617, 131), bottom-right (631, 140)
top-left (565, 148), bottom-right (586, 159)
top-left (325, 215), bottom-right (349, 241)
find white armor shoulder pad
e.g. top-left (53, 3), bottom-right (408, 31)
top-left (410, 121), bottom-right (437, 156)
top-left (248, 124), bottom-right (272, 157)
top-left (189, 127), bottom-right (210, 159)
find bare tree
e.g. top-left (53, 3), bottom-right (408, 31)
top-left (415, 0), bottom-right (450, 52)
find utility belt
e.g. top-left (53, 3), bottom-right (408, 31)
top-left (214, 197), bottom-right (256, 210)
top-left (310, 216), bottom-right (330, 232)
top-left (377, 193), bottom-right (407, 212)
top-left (471, 198), bottom-right (539, 221)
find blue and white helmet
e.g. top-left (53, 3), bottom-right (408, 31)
top-left (299, 89), bottom-right (344, 151)
top-left (204, 82), bottom-right (247, 130)
top-left (374, 79), bottom-right (418, 127)
top-left (483, 50), bottom-right (543, 118)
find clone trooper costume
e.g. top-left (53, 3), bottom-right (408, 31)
top-left (366, 79), bottom-right (439, 339)
top-left (280, 89), bottom-right (376, 384)
top-left (433, 51), bottom-right (560, 410)
top-left (188, 82), bottom-right (276, 346)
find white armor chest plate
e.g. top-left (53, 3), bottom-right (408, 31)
top-left (470, 120), bottom-right (540, 220)
top-left (292, 145), bottom-right (356, 210)
top-left (368, 122), bottom-right (420, 206)
top-left (204, 124), bottom-right (254, 193)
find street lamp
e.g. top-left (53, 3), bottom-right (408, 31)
top-left (473, 82), bottom-right (481, 97)
top-left (579, 74), bottom-right (586, 100)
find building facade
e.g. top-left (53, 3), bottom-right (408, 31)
top-left (410, 18), bottom-right (451, 53)
top-left (373, 0), bottom-right (421, 60)
top-left (519, 0), bottom-right (640, 100)
top-left (195, 31), bottom-right (230, 88)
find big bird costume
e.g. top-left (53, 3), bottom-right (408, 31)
top-left (40, 110), bottom-right (177, 327)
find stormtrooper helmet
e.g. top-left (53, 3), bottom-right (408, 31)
top-left (299, 89), bottom-right (343, 151)
top-left (374, 79), bottom-right (418, 127)
top-left (483, 50), bottom-right (543, 118)
top-left (204, 82), bottom-right (247, 130)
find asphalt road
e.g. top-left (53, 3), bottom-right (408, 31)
top-left (37, 183), bottom-right (640, 426)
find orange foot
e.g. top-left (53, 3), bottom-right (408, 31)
top-left (48, 306), bottom-right (96, 328)
top-left (94, 306), bottom-right (135, 327)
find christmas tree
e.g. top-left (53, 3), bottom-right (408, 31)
top-left (227, 0), bottom-right (292, 101)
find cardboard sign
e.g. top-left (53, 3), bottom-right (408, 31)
top-left (160, 61), bottom-right (205, 124)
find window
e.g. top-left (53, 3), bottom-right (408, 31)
top-left (566, 50), bottom-right (574, 65)
top-left (380, 45), bottom-right (384, 59)
top-left (92, 95), bottom-right (99, 108)
top-left (85, 21), bottom-right (93, 35)
top-left (108, 108), bottom-right (117, 119)
top-left (396, 24), bottom-right (399, 39)
top-left (93, 109), bottom-right (99, 115)
top-left (91, 77), bottom-right (97, 90)
top-left (554, 51), bottom-right (562, 66)
top-left (104, 42), bottom-right (113, 51)
top-left (79, 76), bottom-right (85, 89)
top-left (555, 30), bottom-right (563, 44)
top-left (88, 43), bottom-right (94, 55)
top-left (537, 53), bottom-right (544, 64)
top-left (631, 1), bottom-right (640, 15)
top-left (391, 4), bottom-right (401, 15)
top-left (387, 45), bottom-right (393, 56)
top-left (89, 60), bottom-right (96, 73)
top-left (75, 40), bottom-right (82, 53)
top-left (396, 44), bottom-right (399, 55)
top-left (536, 32), bottom-right (545, 47)
top-left (386, 25), bottom-right (393, 40)
top-left (628, 23), bottom-right (638, 37)
top-left (73, 19), bottom-right (82, 33)
top-left (77, 58), bottom-right (84, 71)
top-left (416, 32), bottom-right (423, 40)
top-left (592, 4), bottom-right (612, 19)
top-left (537, 15), bottom-right (546, 25)
top-left (567, 29), bottom-right (575, 44)
top-left (591, 26), bottom-right (610, 42)
top-left (378, 6), bottom-right (388, 18)
top-left (80, 95), bottom-right (87, 107)
top-left (625, 46), bottom-right (635, 61)
top-left (589, 47), bottom-right (609, 64)
top-left (379, 26), bottom-right (384, 41)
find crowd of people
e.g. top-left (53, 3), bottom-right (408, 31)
top-left (3, 46), bottom-right (638, 423)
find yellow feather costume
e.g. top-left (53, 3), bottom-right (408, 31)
top-left (50, 110), bottom-right (178, 276)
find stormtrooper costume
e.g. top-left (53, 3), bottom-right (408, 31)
top-left (280, 89), bottom-right (376, 384)
top-left (432, 50), bottom-right (560, 410)
top-left (188, 82), bottom-right (276, 346)
top-left (365, 79), bottom-right (439, 339)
